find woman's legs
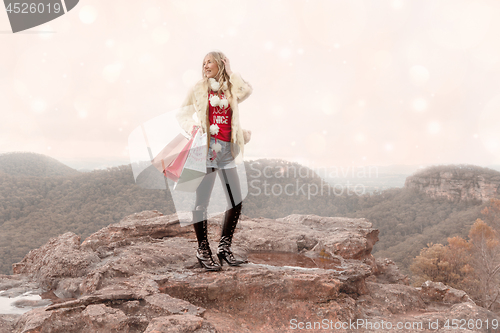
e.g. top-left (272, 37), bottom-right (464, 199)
top-left (192, 167), bottom-right (220, 271)
top-left (193, 167), bottom-right (218, 221)
top-left (217, 167), bottom-right (245, 266)
top-left (218, 167), bottom-right (242, 208)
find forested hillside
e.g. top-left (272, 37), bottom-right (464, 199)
top-left (0, 152), bottom-right (78, 177)
top-left (0, 154), bottom-right (489, 277)
top-left (0, 158), bottom-right (175, 274)
top-left (344, 187), bottom-right (484, 275)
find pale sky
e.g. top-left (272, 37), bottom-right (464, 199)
top-left (1, 0), bottom-right (500, 170)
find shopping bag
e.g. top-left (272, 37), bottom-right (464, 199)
top-left (151, 133), bottom-right (189, 176)
top-left (173, 129), bottom-right (207, 192)
top-left (163, 131), bottom-right (195, 182)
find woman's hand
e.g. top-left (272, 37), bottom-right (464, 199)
top-left (222, 57), bottom-right (233, 76)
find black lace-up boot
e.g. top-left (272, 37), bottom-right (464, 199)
top-left (217, 202), bottom-right (246, 266)
top-left (192, 209), bottom-right (221, 271)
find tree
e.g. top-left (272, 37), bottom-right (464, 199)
top-left (468, 219), bottom-right (500, 310)
top-left (411, 218), bottom-right (500, 311)
top-left (410, 240), bottom-right (471, 289)
top-left (481, 198), bottom-right (500, 231)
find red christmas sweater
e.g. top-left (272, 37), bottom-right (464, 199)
top-left (208, 91), bottom-right (232, 142)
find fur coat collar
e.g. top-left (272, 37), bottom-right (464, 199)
top-left (176, 72), bottom-right (252, 161)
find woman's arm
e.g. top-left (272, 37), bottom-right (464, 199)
top-left (229, 72), bottom-right (253, 103)
top-left (223, 57), bottom-right (252, 103)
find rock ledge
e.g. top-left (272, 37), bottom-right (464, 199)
top-left (0, 211), bottom-right (497, 333)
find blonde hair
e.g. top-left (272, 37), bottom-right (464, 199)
top-left (202, 51), bottom-right (232, 97)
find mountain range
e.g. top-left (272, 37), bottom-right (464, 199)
top-left (0, 152), bottom-right (497, 278)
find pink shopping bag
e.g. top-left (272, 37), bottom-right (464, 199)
top-left (151, 133), bottom-right (189, 176)
top-left (163, 128), bottom-right (197, 182)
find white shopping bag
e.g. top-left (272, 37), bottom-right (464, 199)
top-left (173, 129), bottom-right (207, 192)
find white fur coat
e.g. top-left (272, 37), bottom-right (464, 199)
top-left (176, 72), bottom-right (252, 161)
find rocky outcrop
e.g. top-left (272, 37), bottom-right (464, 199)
top-left (404, 164), bottom-right (500, 202)
top-left (0, 210), bottom-right (498, 332)
top-left (12, 232), bottom-right (101, 290)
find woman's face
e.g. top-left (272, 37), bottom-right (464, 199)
top-left (203, 55), bottom-right (219, 79)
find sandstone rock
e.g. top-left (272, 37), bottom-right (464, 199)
top-left (14, 289), bottom-right (209, 333)
top-left (0, 275), bottom-right (42, 298)
top-left (13, 307), bottom-right (86, 333)
top-left (370, 257), bottom-right (410, 285)
top-left (12, 232), bottom-right (100, 290)
top-left (144, 314), bottom-right (217, 333)
top-left (4, 210), bottom-right (500, 332)
top-left (237, 214), bottom-right (379, 261)
top-left (78, 237), bottom-right (196, 295)
top-left (419, 280), bottom-right (474, 304)
top-left (81, 304), bottom-right (130, 333)
top-left (404, 165), bottom-right (500, 202)
top-left (0, 274), bottom-right (24, 291)
top-left (0, 314), bottom-right (18, 333)
top-left (81, 210), bottom-right (190, 251)
top-left (365, 282), bottom-right (426, 314)
top-left (53, 277), bottom-right (83, 299)
top-left (143, 293), bottom-right (205, 317)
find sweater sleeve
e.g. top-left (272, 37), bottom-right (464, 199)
top-left (229, 72), bottom-right (252, 103)
top-left (175, 87), bottom-right (197, 134)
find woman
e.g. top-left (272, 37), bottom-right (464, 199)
top-left (176, 51), bottom-right (252, 271)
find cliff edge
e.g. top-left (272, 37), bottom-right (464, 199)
top-left (404, 164), bottom-right (500, 202)
top-left (0, 211), bottom-right (498, 332)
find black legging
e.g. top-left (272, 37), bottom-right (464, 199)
top-left (194, 167), bottom-right (242, 212)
